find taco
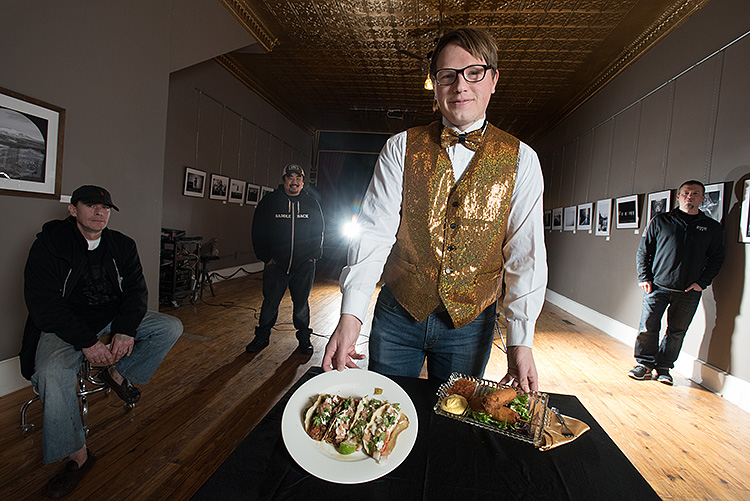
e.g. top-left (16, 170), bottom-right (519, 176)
top-left (347, 395), bottom-right (387, 442)
top-left (303, 394), bottom-right (342, 441)
top-left (361, 403), bottom-right (410, 464)
top-left (323, 396), bottom-right (360, 446)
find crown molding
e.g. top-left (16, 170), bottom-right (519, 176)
top-left (219, 0), bottom-right (279, 52)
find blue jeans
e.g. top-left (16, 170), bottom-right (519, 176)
top-left (634, 287), bottom-right (702, 370)
top-left (368, 285), bottom-right (497, 381)
top-left (31, 310), bottom-right (182, 463)
top-left (255, 260), bottom-right (316, 341)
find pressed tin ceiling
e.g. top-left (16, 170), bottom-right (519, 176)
top-left (217, 0), bottom-right (709, 141)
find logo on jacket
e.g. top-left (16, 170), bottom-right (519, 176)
top-left (696, 225), bottom-right (707, 231)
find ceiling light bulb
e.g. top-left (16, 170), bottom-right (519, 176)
top-left (424, 74), bottom-right (433, 91)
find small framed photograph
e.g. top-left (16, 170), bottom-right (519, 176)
top-left (646, 190), bottom-right (671, 224)
top-left (577, 203), bottom-right (593, 232)
top-left (229, 178), bottom-right (246, 204)
top-left (260, 185), bottom-right (274, 201)
top-left (616, 194), bottom-right (640, 229)
top-left (246, 183), bottom-right (260, 205)
top-left (595, 199), bottom-right (612, 236)
top-left (210, 174), bottom-right (229, 200)
top-left (183, 167), bottom-right (206, 198)
top-left (740, 180), bottom-right (750, 244)
top-left (551, 207), bottom-right (563, 231)
top-left (563, 206), bottom-right (576, 231)
top-left (543, 210), bottom-right (551, 230)
top-left (700, 182), bottom-right (725, 223)
top-left (0, 86), bottom-right (65, 198)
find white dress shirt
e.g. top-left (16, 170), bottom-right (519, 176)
top-left (339, 117), bottom-right (547, 347)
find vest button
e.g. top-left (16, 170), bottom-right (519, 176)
top-left (450, 223), bottom-right (457, 229)
top-left (447, 245), bottom-right (455, 251)
top-left (445, 268), bottom-right (452, 274)
top-left (452, 201), bottom-right (459, 207)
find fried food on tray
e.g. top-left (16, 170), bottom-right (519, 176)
top-left (485, 405), bottom-right (519, 424)
top-left (468, 395), bottom-right (485, 412)
top-left (483, 387), bottom-right (517, 409)
top-left (446, 378), bottom-right (477, 399)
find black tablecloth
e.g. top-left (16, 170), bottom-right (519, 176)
top-left (193, 368), bottom-right (660, 500)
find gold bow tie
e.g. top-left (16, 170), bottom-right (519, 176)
top-left (440, 126), bottom-right (484, 151)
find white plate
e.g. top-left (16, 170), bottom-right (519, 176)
top-left (281, 369), bottom-right (418, 484)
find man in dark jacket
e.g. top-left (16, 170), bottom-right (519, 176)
top-left (629, 180), bottom-right (725, 385)
top-left (20, 185), bottom-right (182, 498)
top-left (246, 164), bottom-right (324, 355)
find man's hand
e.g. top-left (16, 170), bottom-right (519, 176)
top-left (82, 341), bottom-right (115, 366)
top-left (499, 345), bottom-right (538, 393)
top-left (685, 283), bottom-right (703, 292)
top-left (639, 280), bottom-right (653, 293)
top-left (322, 314), bottom-right (366, 372)
top-left (109, 333), bottom-right (134, 363)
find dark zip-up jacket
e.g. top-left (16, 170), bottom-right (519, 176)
top-left (251, 186), bottom-right (324, 273)
top-left (636, 208), bottom-right (725, 291)
top-left (19, 216), bottom-right (148, 379)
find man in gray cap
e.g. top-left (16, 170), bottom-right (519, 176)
top-left (20, 185), bottom-right (183, 498)
top-left (247, 164), bottom-right (325, 355)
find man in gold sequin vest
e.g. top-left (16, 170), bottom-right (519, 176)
top-left (323, 28), bottom-right (548, 392)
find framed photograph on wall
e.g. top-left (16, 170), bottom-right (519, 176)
top-left (183, 167), bottom-right (205, 198)
top-left (646, 190), bottom-right (671, 224)
top-left (595, 199), bottom-right (612, 236)
top-left (0, 86), bottom-right (65, 198)
top-left (210, 174), bottom-right (229, 200)
top-left (740, 180), bottom-right (750, 244)
top-left (229, 178), bottom-right (246, 204)
top-left (551, 207), bottom-right (563, 230)
top-left (260, 185), bottom-right (274, 201)
top-left (577, 202), bottom-right (593, 231)
top-left (616, 194), bottom-right (640, 229)
top-left (543, 209), bottom-right (551, 230)
top-left (563, 206), bottom-right (576, 231)
top-left (246, 183), bottom-right (260, 205)
top-left (700, 182), bottom-right (725, 223)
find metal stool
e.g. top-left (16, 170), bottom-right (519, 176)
top-left (197, 255), bottom-right (219, 299)
top-left (20, 335), bottom-right (134, 437)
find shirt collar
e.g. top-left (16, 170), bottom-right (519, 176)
top-left (442, 116), bottom-right (487, 134)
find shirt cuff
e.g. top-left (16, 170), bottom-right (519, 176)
top-left (505, 319), bottom-right (535, 348)
top-left (340, 288), bottom-right (373, 324)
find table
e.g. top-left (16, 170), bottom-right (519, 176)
top-left (193, 368), bottom-right (659, 500)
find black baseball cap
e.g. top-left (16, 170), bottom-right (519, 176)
top-left (70, 185), bottom-right (119, 211)
top-left (282, 164), bottom-right (305, 178)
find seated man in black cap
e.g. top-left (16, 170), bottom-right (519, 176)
top-left (19, 185), bottom-right (183, 498)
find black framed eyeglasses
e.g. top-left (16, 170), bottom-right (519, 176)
top-left (433, 64), bottom-right (493, 86)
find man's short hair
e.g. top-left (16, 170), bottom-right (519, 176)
top-left (679, 180), bottom-right (705, 194)
top-left (429, 28), bottom-right (499, 79)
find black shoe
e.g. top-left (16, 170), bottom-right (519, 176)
top-left (45, 449), bottom-right (96, 498)
top-left (627, 364), bottom-right (652, 380)
top-left (99, 368), bottom-right (141, 405)
top-left (656, 368), bottom-right (674, 386)
top-left (297, 336), bottom-right (313, 356)
top-left (245, 337), bottom-right (269, 353)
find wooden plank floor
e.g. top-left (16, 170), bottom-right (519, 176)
top-left (1, 274), bottom-right (749, 500)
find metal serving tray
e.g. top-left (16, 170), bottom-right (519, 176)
top-left (433, 372), bottom-right (550, 447)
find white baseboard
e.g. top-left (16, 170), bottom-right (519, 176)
top-left (544, 289), bottom-right (750, 413)
top-left (209, 262), bottom-right (264, 282)
top-left (0, 357), bottom-right (30, 397)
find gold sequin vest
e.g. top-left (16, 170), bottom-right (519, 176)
top-left (382, 121), bottom-right (519, 328)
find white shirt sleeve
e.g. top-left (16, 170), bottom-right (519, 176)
top-left (339, 131), bottom-right (406, 322)
top-left (502, 142), bottom-right (548, 347)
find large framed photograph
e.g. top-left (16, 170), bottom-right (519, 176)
top-left (563, 206), bottom-right (576, 231)
top-left (210, 173), bottom-right (229, 201)
top-left (616, 194), bottom-right (640, 229)
top-left (700, 182), bottom-right (725, 223)
top-left (740, 180), bottom-right (750, 244)
top-left (646, 190), bottom-right (671, 225)
top-left (0, 86), bottom-right (65, 198)
top-left (183, 167), bottom-right (206, 198)
top-left (246, 183), bottom-right (260, 205)
top-left (595, 199), bottom-right (612, 236)
top-left (229, 178), bottom-right (246, 204)
top-left (551, 207), bottom-right (563, 231)
top-left (577, 202), bottom-right (593, 232)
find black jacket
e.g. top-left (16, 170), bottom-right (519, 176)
top-left (636, 208), bottom-right (725, 291)
top-left (252, 186), bottom-right (324, 273)
top-left (19, 216), bottom-right (148, 379)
